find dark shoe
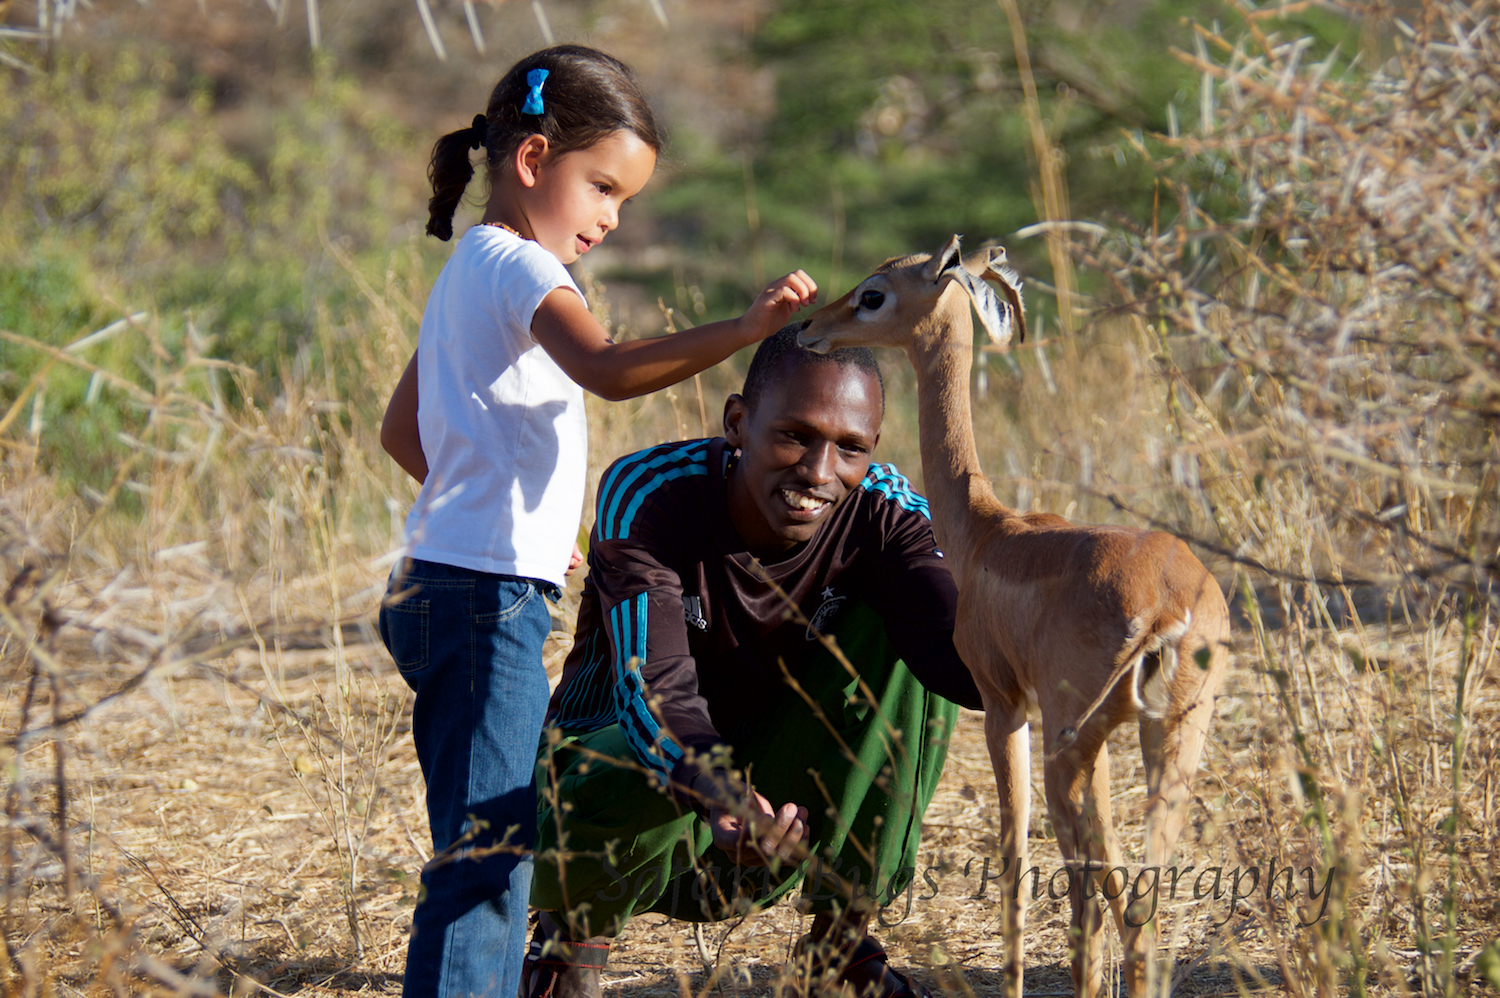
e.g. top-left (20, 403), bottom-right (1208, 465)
top-left (519, 921), bottom-right (609, 998)
top-left (791, 934), bottom-right (932, 998)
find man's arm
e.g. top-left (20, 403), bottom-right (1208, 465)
top-left (583, 443), bottom-right (731, 798)
top-left (589, 556), bottom-right (810, 863)
top-left (589, 553), bottom-right (712, 785)
top-left (863, 495), bottom-right (986, 710)
top-left (583, 442), bottom-right (812, 861)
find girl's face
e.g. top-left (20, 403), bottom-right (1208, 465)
top-left (517, 130), bottom-right (657, 264)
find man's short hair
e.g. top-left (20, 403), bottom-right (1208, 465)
top-left (741, 324), bottom-right (886, 415)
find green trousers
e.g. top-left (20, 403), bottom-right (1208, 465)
top-left (531, 603), bottom-right (958, 937)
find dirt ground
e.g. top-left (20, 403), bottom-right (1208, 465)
top-left (8, 619), bottom-right (1396, 998)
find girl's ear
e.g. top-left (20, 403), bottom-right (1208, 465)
top-left (513, 134), bottom-right (550, 188)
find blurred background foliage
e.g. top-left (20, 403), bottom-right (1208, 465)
top-left (681, 0), bottom-right (1341, 275)
top-left (1, 38), bottom-right (426, 489)
top-left (1, 0), bottom-right (1361, 490)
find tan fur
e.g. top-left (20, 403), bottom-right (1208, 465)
top-left (798, 237), bottom-right (1230, 998)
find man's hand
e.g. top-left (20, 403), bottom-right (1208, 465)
top-left (706, 786), bottom-right (809, 867)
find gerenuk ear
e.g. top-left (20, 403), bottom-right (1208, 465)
top-left (948, 266), bottom-right (1015, 348)
top-left (922, 235), bottom-right (964, 283)
top-left (981, 245), bottom-right (1027, 346)
top-left (943, 243), bottom-right (1024, 348)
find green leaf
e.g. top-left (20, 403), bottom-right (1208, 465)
top-left (1476, 939), bottom-right (1500, 990)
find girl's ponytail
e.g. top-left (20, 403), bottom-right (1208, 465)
top-left (424, 46), bottom-right (662, 241)
top-left (426, 115), bottom-right (488, 241)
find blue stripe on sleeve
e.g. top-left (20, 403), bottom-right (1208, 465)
top-left (860, 463), bottom-right (931, 519)
top-left (617, 465), bottom-right (708, 539)
top-left (608, 593), bottom-right (683, 779)
top-left (597, 441), bottom-right (709, 541)
top-left (554, 631), bottom-right (615, 730)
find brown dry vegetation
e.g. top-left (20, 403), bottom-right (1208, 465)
top-left (2, 0), bottom-right (1499, 995)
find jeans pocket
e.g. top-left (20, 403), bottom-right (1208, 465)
top-left (380, 589), bottom-right (431, 685)
top-left (474, 578), bottom-right (536, 624)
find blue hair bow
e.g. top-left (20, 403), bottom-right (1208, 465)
top-left (522, 68), bottom-right (548, 115)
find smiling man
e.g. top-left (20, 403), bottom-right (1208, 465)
top-left (524, 326), bottom-right (982, 998)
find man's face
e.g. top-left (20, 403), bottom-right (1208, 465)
top-left (723, 359), bottom-right (883, 557)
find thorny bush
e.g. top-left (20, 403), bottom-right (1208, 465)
top-left (1087, 0), bottom-right (1498, 614)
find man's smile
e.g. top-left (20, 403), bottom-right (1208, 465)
top-left (780, 488), bottom-right (833, 515)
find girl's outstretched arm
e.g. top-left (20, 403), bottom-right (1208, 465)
top-left (381, 352), bottom-right (429, 484)
top-left (531, 270), bottom-right (817, 402)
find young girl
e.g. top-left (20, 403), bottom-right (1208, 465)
top-left (377, 45), bottom-right (815, 998)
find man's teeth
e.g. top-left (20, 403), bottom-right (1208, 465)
top-left (782, 490), bottom-right (829, 511)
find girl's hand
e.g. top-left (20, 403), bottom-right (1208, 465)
top-left (741, 270), bottom-right (818, 343)
top-left (565, 543), bottom-right (585, 577)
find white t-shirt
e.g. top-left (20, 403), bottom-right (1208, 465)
top-left (402, 225), bottom-right (587, 586)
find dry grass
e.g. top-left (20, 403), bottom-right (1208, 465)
top-left (4, 610), bottom-right (1492, 996)
top-left (3, 0), bottom-right (1500, 994)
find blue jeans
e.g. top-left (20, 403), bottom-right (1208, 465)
top-left (379, 559), bottom-right (554, 998)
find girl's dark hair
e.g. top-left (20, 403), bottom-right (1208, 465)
top-left (426, 45), bottom-right (663, 240)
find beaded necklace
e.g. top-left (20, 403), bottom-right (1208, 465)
top-left (476, 221), bottom-right (524, 238)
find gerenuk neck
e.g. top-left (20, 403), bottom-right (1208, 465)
top-left (906, 329), bottom-right (1010, 580)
